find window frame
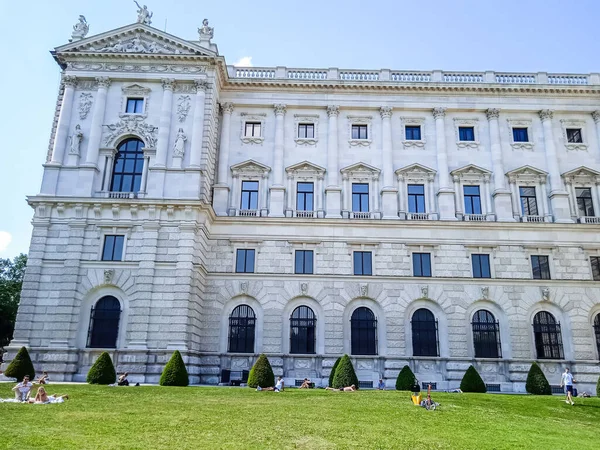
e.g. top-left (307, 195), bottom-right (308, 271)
top-left (411, 308), bottom-right (439, 357)
top-left (407, 184), bottom-right (426, 214)
top-left (458, 126), bottom-right (475, 142)
top-left (101, 235), bottom-right (125, 262)
top-left (240, 180), bottom-right (260, 211)
top-left (471, 309), bottom-right (502, 358)
top-left (240, 113), bottom-right (266, 144)
top-left (560, 119), bottom-right (588, 151)
top-left (235, 248), bottom-right (256, 274)
top-left (110, 138), bottom-right (146, 193)
top-left (412, 252), bottom-right (432, 277)
top-left (454, 118), bottom-right (480, 149)
top-left (87, 296), bottom-right (122, 349)
top-left (471, 253), bottom-right (492, 279)
top-left (519, 186), bottom-right (539, 216)
top-left (531, 255), bottom-right (551, 280)
top-left (352, 183), bottom-right (370, 213)
top-left (350, 306), bottom-right (378, 355)
top-left (512, 127), bottom-right (529, 143)
top-left (532, 311), bottom-right (564, 360)
top-left (347, 116), bottom-right (373, 147)
top-left (294, 114), bottom-right (319, 146)
top-left (353, 251), bottom-right (373, 276)
top-left (590, 256), bottom-right (600, 281)
top-left (575, 187), bottom-right (595, 217)
top-left (507, 119), bottom-right (534, 150)
top-left (125, 97), bottom-right (145, 114)
top-left (294, 250), bottom-right (314, 275)
top-left (463, 185), bottom-right (482, 215)
top-left (289, 306), bottom-right (316, 355)
top-left (296, 182), bottom-right (315, 212)
top-left (228, 304), bottom-right (256, 353)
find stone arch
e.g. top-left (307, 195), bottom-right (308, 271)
top-left (588, 304), bottom-right (600, 360)
top-left (114, 134), bottom-right (148, 149)
top-left (219, 295), bottom-right (264, 354)
top-left (465, 300), bottom-right (512, 359)
top-left (404, 298), bottom-right (449, 358)
top-left (527, 302), bottom-right (573, 360)
top-left (281, 296), bottom-right (325, 355)
top-left (343, 297), bottom-right (387, 356)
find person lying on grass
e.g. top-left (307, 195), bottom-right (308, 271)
top-left (118, 372), bottom-right (130, 386)
top-left (299, 378), bottom-right (312, 389)
top-left (256, 376), bottom-right (285, 392)
top-left (325, 385), bottom-right (356, 392)
top-left (36, 372), bottom-right (49, 385)
top-left (12, 375), bottom-right (34, 402)
top-left (28, 387), bottom-right (69, 404)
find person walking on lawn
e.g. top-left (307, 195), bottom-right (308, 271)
top-left (560, 367), bottom-right (576, 405)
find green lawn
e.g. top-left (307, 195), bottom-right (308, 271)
top-left (0, 384), bottom-right (598, 449)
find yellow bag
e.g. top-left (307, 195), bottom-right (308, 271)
top-left (411, 393), bottom-right (422, 405)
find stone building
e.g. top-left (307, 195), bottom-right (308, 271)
top-left (3, 11), bottom-right (600, 392)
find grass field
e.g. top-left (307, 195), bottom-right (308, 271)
top-left (1, 383), bottom-right (598, 449)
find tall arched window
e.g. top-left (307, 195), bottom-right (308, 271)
top-left (472, 309), bottom-right (502, 358)
top-left (110, 138), bottom-right (145, 193)
top-left (87, 296), bottom-right (121, 348)
top-left (228, 305), bottom-right (256, 353)
top-left (533, 311), bottom-right (564, 359)
top-left (350, 307), bottom-right (377, 355)
top-left (593, 313), bottom-right (600, 359)
top-left (411, 308), bottom-right (438, 356)
top-left (290, 306), bottom-right (316, 354)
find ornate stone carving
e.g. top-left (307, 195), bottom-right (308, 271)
top-left (485, 108), bottom-right (500, 120)
top-left (78, 93), bottom-right (93, 119)
top-left (95, 76), bottom-right (111, 88)
top-left (432, 107), bottom-right (446, 119)
top-left (293, 114), bottom-right (319, 146)
top-left (103, 116), bottom-right (158, 148)
top-left (172, 128), bottom-right (187, 157)
top-left (103, 269), bottom-right (115, 284)
top-left (68, 62), bottom-right (206, 74)
top-left (481, 286), bottom-right (489, 299)
top-left (70, 15), bottom-right (89, 42)
top-left (420, 285), bottom-right (428, 298)
top-left (194, 79), bottom-right (209, 91)
top-left (360, 284), bottom-right (368, 297)
top-left (539, 109), bottom-right (554, 121)
top-left (68, 125), bottom-right (83, 156)
top-left (274, 104), bottom-right (287, 116)
top-left (174, 83), bottom-right (197, 94)
top-left (161, 78), bottom-right (175, 91)
top-left (63, 75), bottom-right (78, 87)
top-left (198, 19), bottom-right (214, 39)
top-left (541, 287), bottom-right (550, 301)
top-left (134, 1), bottom-right (153, 25)
top-left (95, 36), bottom-right (181, 54)
top-left (380, 106), bottom-right (393, 119)
top-left (300, 282), bottom-right (308, 295)
top-left (176, 96), bottom-right (191, 122)
top-left (593, 111), bottom-right (600, 124)
top-left (221, 102), bottom-right (234, 114)
top-left (326, 105), bottom-right (339, 117)
top-left (240, 281), bottom-right (249, 294)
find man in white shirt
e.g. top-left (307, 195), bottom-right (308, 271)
top-left (12, 375), bottom-right (34, 402)
top-left (560, 367), bottom-right (576, 405)
top-left (274, 376), bottom-right (284, 392)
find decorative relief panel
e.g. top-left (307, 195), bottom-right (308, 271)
top-left (453, 118), bottom-right (480, 149)
top-left (294, 114), bottom-right (319, 146)
top-left (560, 119), bottom-right (588, 151)
top-left (506, 119), bottom-right (534, 150)
top-left (176, 96), bottom-right (191, 122)
top-left (103, 116), bottom-right (158, 148)
top-left (347, 115), bottom-right (373, 147)
top-left (78, 93), bottom-right (93, 120)
top-left (400, 117), bottom-right (426, 148)
top-left (66, 62), bottom-right (207, 74)
top-left (240, 113), bottom-right (266, 145)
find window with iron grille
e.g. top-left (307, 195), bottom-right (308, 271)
top-left (244, 122), bottom-right (262, 137)
top-left (405, 125), bottom-right (421, 140)
top-left (290, 306), bottom-right (316, 354)
top-left (458, 126), bottom-right (475, 141)
top-left (512, 128), bottom-right (529, 142)
top-left (352, 183), bottom-right (369, 212)
top-left (472, 310), bottom-right (502, 358)
top-left (353, 251), bottom-right (372, 276)
top-left (566, 128), bottom-right (583, 143)
top-left (594, 314), bottom-right (600, 359)
top-left (531, 255), bottom-right (551, 280)
top-left (240, 181), bottom-right (259, 210)
top-left (411, 308), bottom-right (439, 356)
top-left (295, 250), bottom-right (314, 275)
top-left (298, 123), bottom-right (315, 139)
top-left (576, 187), bottom-right (595, 217)
top-left (101, 235), bottom-right (125, 261)
top-left (463, 185), bottom-right (482, 214)
top-left (472, 254), bottom-right (491, 279)
top-left (296, 182), bottom-right (314, 211)
top-left (350, 307), bottom-right (377, 355)
top-left (412, 253), bottom-right (431, 277)
top-left (228, 305), bottom-right (255, 353)
top-left (408, 184), bottom-right (426, 213)
top-left (591, 257), bottom-right (600, 281)
top-left (235, 249), bottom-right (255, 273)
top-left (87, 296), bottom-right (121, 348)
top-left (351, 124), bottom-right (368, 139)
top-left (533, 311), bottom-right (564, 359)
top-left (111, 138), bottom-right (145, 193)
top-left (125, 98), bottom-right (144, 114)
top-left (519, 186), bottom-right (538, 216)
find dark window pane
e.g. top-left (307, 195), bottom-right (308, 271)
top-left (459, 126), bottom-right (475, 141)
top-left (533, 311), bottom-right (563, 359)
top-left (295, 251), bottom-right (303, 274)
top-left (102, 235), bottom-right (115, 261)
top-left (576, 188), bottom-right (595, 216)
top-left (236, 249), bottom-right (255, 273)
top-left (351, 307), bottom-right (377, 355)
top-left (245, 250), bottom-right (255, 273)
top-left (566, 128), bottom-right (583, 143)
top-left (472, 254), bottom-right (491, 278)
top-left (464, 185), bottom-right (481, 214)
top-left (354, 252), bottom-right (363, 275)
top-left (126, 98), bottom-right (144, 114)
top-left (87, 296), bottom-right (121, 348)
top-left (228, 305), bottom-right (256, 353)
top-left (241, 181), bottom-right (259, 210)
top-left (591, 257), bottom-right (600, 281)
top-left (304, 251), bottom-right (313, 274)
top-left (472, 310), bottom-right (501, 358)
top-left (110, 139), bottom-right (145, 193)
top-left (532, 255), bottom-right (551, 280)
top-left (290, 306), bottom-right (316, 354)
top-left (513, 128), bottom-right (529, 142)
top-left (352, 125), bottom-right (368, 139)
top-left (112, 236), bottom-right (124, 261)
top-left (413, 253), bottom-right (431, 277)
top-left (362, 252), bottom-right (372, 275)
top-left (405, 125), bottom-right (421, 140)
top-left (519, 186), bottom-right (539, 216)
top-left (411, 308), bottom-right (438, 356)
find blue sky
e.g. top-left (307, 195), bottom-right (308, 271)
top-left (0, 0), bottom-right (599, 258)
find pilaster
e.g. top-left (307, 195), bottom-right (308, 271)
top-left (154, 78), bottom-right (175, 168)
top-left (433, 107), bottom-right (457, 220)
top-left (486, 108), bottom-right (514, 221)
top-left (325, 105), bottom-right (342, 217)
top-left (269, 104), bottom-right (287, 217)
top-left (49, 75), bottom-right (77, 166)
top-left (214, 102), bottom-right (234, 216)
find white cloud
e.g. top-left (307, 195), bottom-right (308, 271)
top-left (0, 231), bottom-right (12, 253)
top-left (234, 56), bottom-right (253, 67)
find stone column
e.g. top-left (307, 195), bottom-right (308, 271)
top-left (140, 155), bottom-right (150, 194)
top-left (102, 154), bottom-right (115, 192)
top-left (537, 179), bottom-right (547, 219)
top-left (213, 102), bottom-right (234, 215)
top-left (373, 176), bottom-right (380, 216)
top-left (380, 106), bottom-right (399, 219)
top-left (260, 172), bottom-right (269, 217)
top-left (316, 175), bottom-right (324, 216)
top-left (486, 108), bottom-right (514, 221)
top-left (269, 104), bottom-right (287, 217)
top-left (427, 174), bottom-right (436, 217)
top-left (592, 111), bottom-right (600, 158)
top-left (539, 110), bottom-right (572, 222)
top-left (189, 80), bottom-right (208, 168)
top-left (50, 75), bottom-right (77, 165)
top-left (342, 174), bottom-right (350, 215)
top-left (483, 175), bottom-right (492, 218)
top-left (509, 178), bottom-right (520, 217)
top-left (566, 180), bottom-right (577, 217)
top-left (85, 77), bottom-right (110, 166)
top-left (286, 174), bottom-right (294, 214)
top-left (397, 175), bottom-right (405, 217)
top-left (325, 105), bottom-right (342, 217)
top-left (153, 79), bottom-right (175, 167)
top-left (433, 107), bottom-right (457, 220)
top-left (453, 176), bottom-right (462, 215)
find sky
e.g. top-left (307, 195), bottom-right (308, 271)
top-left (0, 0), bottom-right (599, 258)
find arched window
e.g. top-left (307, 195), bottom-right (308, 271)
top-left (593, 314), bottom-right (600, 359)
top-left (350, 307), bottom-right (377, 355)
top-left (411, 308), bottom-right (438, 356)
top-left (290, 306), bottom-right (316, 354)
top-left (87, 296), bottom-right (121, 348)
top-left (472, 309), bottom-right (502, 358)
top-left (533, 311), bottom-right (564, 359)
top-left (228, 305), bottom-right (256, 353)
top-left (110, 138), bottom-right (145, 193)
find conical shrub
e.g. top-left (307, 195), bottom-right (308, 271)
top-left (159, 350), bottom-right (189, 386)
top-left (396, 365), bottom-right (417, 391)
top-left (247, 354), bottom-right (275, 388)
top-left (525, 362), bottom-right (551, 395)
top-left (4, 346), bottom-right (35, 380)
top-left (328, 356), bottom-right (342, 387)
top-left (332, 354), bottom-right (359, 389)
top-left (86, 351), bottom-right (116, 385)
top-left (460, 365), bottom-right (487, 393)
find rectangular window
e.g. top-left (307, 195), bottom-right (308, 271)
top-left (576, 187), bottom-right (595, 216)
top-left (102, 235), bottom-right (125, 261)
top-left (458, 126), bottom-right (475, 141)
top-left (353, 251), bottom-right (372, 276)
top-left (464, 185), bottom-right (482, 214)
top-left (296, 182), bottom-right (314, 211)
top-left (351, 124), bottom-right (368, 140)
top-left (566, 128), bottom-right (583, 143)
top-left (240, 181), bottom-right (259, 210)
top-left (531, 255), bottom-right (551, 280)
top-left (352, 183), bottom-right (369, 212)
top-left (519, 186), bottom-right (539, 216)
top-left (235, 249), bottom-right (255, 273)
top-left (405, 125), bottom-right (421, 141)
top-left (472, 254), bottom-right (491, 278)
top-left (407, 184), bottom-right (426, 213)
top-left (125, 98), bottom-right (144, 114)
top-left (298, 123), bottom-right (315, 139)
top-left (244, 122), bottom-right (262, 137)
top-left (295, 250), bottom-right (314, 274)
top-left (591, 257), bottom-right (600, 281)
top-left (512, 127), bottom-right (529, 142)
top-left (413, 253), bottom-right (432, 277)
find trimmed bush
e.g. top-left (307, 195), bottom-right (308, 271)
top-left (395, 365), bottom-right (417, 391)
top-left (86, 351), bottom-right (116, 385)
top-left (247, 354), bottom-right (275, 389)
top-left (460, 365), bottom-right (487, 393)
top-left (597, 376), bottom-right (599, 398)
top-left (328, 356), bottom-right (342, 388)
top-left (525, 362), bottom-right (551, 395)
top-left (4, 346), bottom-right (35, 381)
top-left (160, 350), bottom-right (189, 387)
top-left (332, 354), bottom-right (359, 389)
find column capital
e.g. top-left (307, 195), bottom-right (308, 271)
top-left (220, 102), bottom-right (234, 114)
top-left (194, 79), bottom-right (209, 91)
top-left (95, 76), bottom-right (111, 88)
top-left (62, 75), bottom-right (78, 87)
top-left (592, 110), bottom-right (600, 123)
top-left (539, 109), bottom-right (554, 121)
top-left (485, 108), bottom-right (500, 120)
top-left (274, 104), bottom-right (287, 116)
top-left (432, 107), bottom-right (446, 119)
top-left (327, 105), bottom-right (339, 117)
top-left (161, 78), bottom-right (175, 91)
top-left (380, 106), bottom-right (393, 119)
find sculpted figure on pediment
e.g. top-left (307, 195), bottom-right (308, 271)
top-left (70, 15), bottom-right (89, 42)
top-left (198, 19), bottom-right (214, 39)
top-left (134, 1), bottom-right (153, 25)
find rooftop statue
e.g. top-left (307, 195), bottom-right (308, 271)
top-left (134, 1), bottom-right (153, 25)
top-left (70, 15), bottom-right (89, 42)
top-left (198, 19), bottom-right (214, 39)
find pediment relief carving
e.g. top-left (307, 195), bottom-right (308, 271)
top-left (450, 164), bottom-right (492, 180)
top-left (103, 116), bottom-right (158, 149)
top-left (506, 165), bottom-right (548, 183)
top-left (340, 162), bottom-right (380, 175)
top-left (122, 83), bottom-right (151, 96)
top-left (395, 163), bottom-right (436, 180)
top-left (231, 160), bottom-right (271, 177)
top-left (562, 166), bottom-right (600, 184)
top-left (285, 161), bottom-right (326, 177)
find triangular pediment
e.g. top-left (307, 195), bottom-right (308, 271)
top-left (562, 166), bottom-right (600, 179)
top-left (506, 165), bottom-right (548, 178)
top-left (450, 164), bottom-right (492, 177)
top-left (340, 162), bottom-right (381, 174)
top-left (230, 159), bottom-right (271, 174)
top-left (395, 163), bottom-right (436, 176)
top-left (286, 161), bottom-right (326, 174)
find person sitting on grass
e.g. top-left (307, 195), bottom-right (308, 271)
top-left (299, 378), bottom-right (312, 389)
top-left (12, 375), bottom-right (34, 402)
top-left (377, 379), bottom-right (385, 390)
top-left (256, 376), bottom-right (285, 392)
top-left (325, 384), bottom-right (356, 392)
top-left (36, 372), bottom-right (49, 385)
top-left (117, 372), bottom-right (130, 386)
top-left (28, 387), bottom-right (69, 404)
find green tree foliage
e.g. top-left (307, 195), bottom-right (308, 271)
top-left (0, 254), bottom-right (27, 349)
top-left (460, 365), bottom-right (487, 393)
top-left (247, 354), bottom-right (275, 388)
top-left (332, 354), bottom-right (359, 389)
top-left (86, 352), bottom-right (116, 385)
top-left (525, 362), bottom-right (551, 395)
top-left (328, 356), bottom-right (342, 387)
top-left (395, 365), bottom-right (417, 391)
top-left (4, 346), bottom-right (35, 380)
top-left (159, 350), bottom-right (189, 387)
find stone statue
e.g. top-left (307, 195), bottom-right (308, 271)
top-left (69, 125), bottom-right (83, 155)
top-left (420, 285), bottom-right (428, 298)
top-left (173, 128), bottom-right (187, 157)
top-left (134, 1), bottom-right (153, 25)
top-left (541, 287), bottom-right (550, 301)
top-left (70, 15), bottom-right (89, 42)
top-left (131, 37), bottom-right (147, 53)
top-left (198, 19), bottom-right (214, 39)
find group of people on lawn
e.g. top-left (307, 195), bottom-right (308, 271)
top-left (9, 373), bottom-right (69, 404)
top-left (256, 377), bottom-right (388, 392)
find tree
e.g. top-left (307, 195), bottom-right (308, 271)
top-left (86, 352), bottom-right (116, 385)
top-left (460, 365), bottom-right (487, 393)
top-left (0, 254), bottom-right (27, 349)
top-left (247, 354), bottom-right (275, 388)
top-left (332, 354), bottom-right (359, 389)
top-left (396, 365), bottom-right (417, 391)
top-left (4, 346), bottom-right (35, 380)
top-left (328, 356), bottom-right (342, 388)
top-left (160, 350), bottom-right (189, 386)
top-left (525, 362), bottom-right (551, 395)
